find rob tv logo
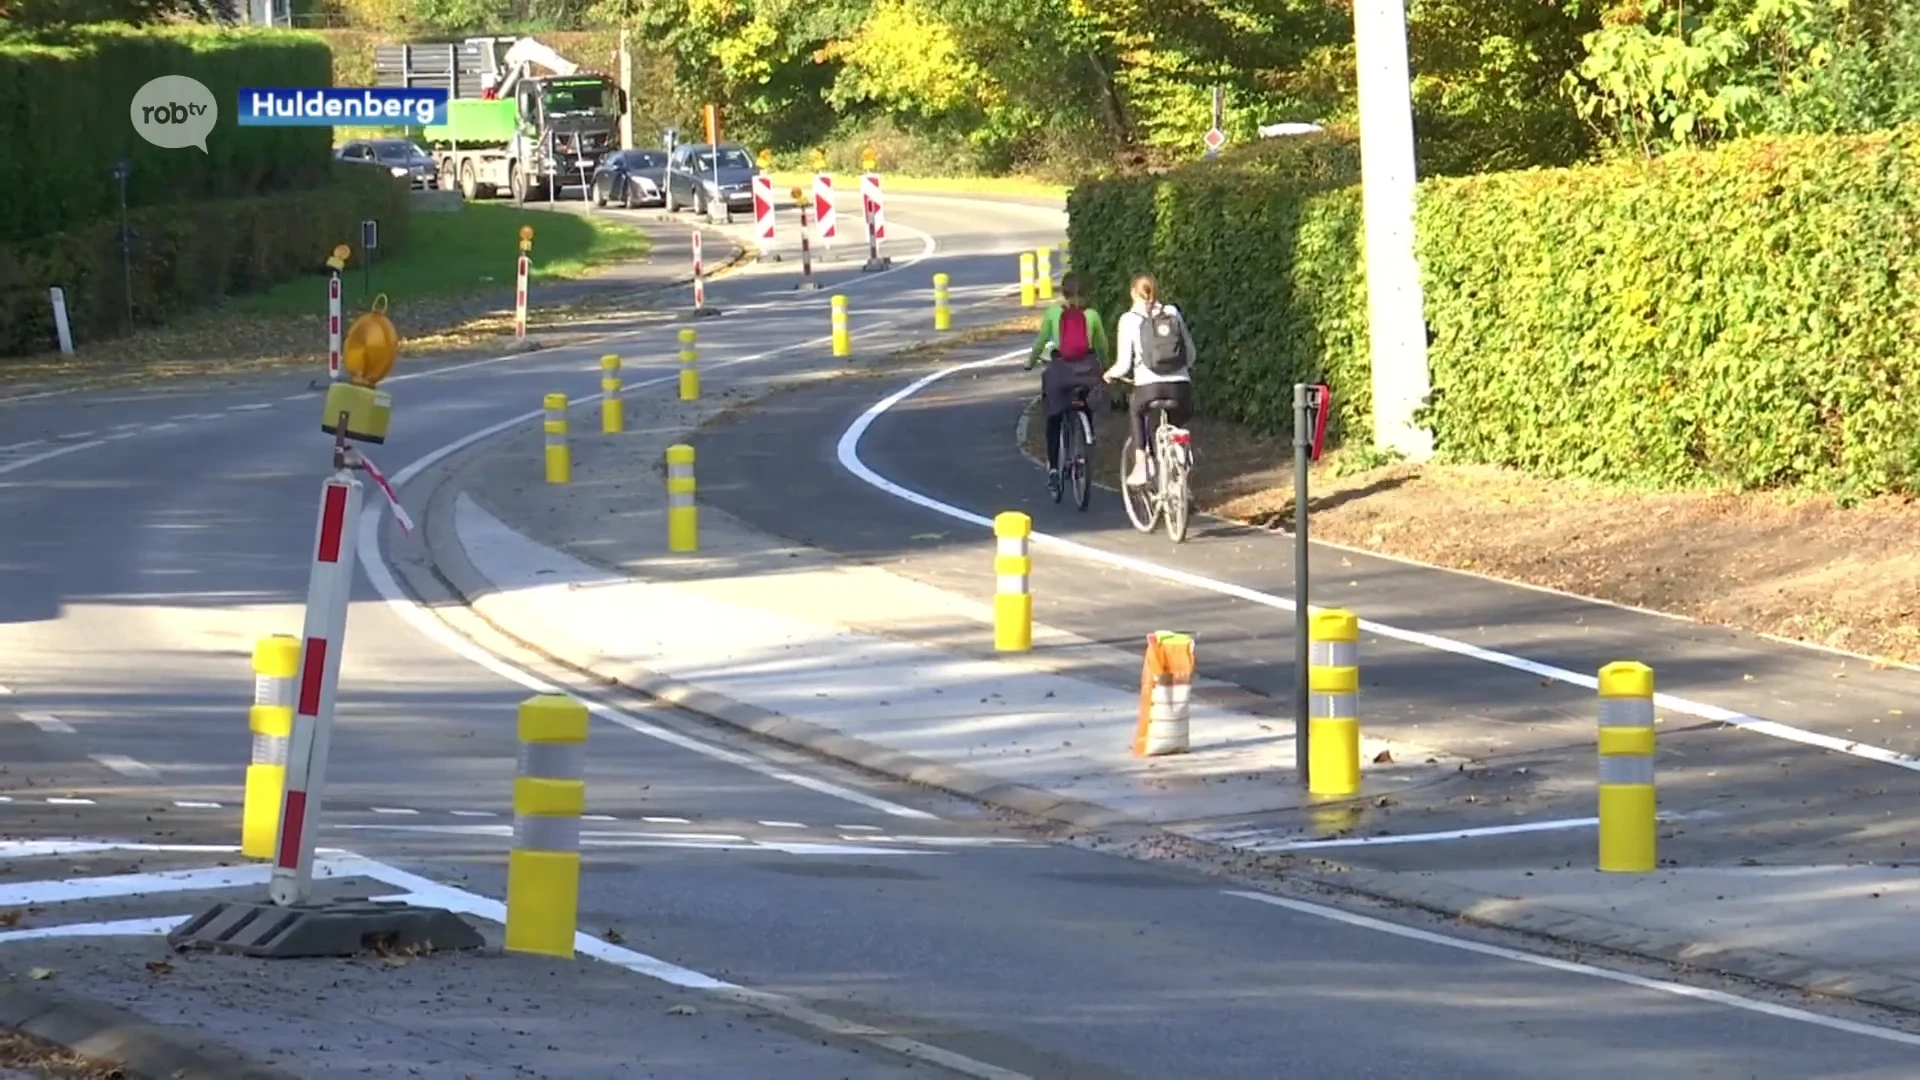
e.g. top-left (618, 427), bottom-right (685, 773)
top-left (130, 75), bottom-right (219, 153)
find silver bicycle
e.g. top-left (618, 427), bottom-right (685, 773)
top-left (1113, 380), bottom-right (1193, 543)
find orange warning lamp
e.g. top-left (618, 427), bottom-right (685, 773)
top-left (519, 225), bottom-right (535, 253)
top-left (321, 293), bottom-right (397, 445)
top-left (325, 244), bottom-right (351, 272)
top-left (860, 146), bottom-right (877, 172)
top-left (757, 148), bottom-right (773, 171)
top-left (810, 148), bottom-right (827, 170)
top-left (790, 185), bottom-right (805, 204)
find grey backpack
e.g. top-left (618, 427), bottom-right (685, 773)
top-left (1143, 306), bottom-right (1188, 374)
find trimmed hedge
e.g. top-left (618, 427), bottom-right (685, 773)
top-left (1068, 127), bottom-right (1920, 496)
top-left (0, 25), bottom-right (334, 245)
top-left (0, 164), bottom-right (411, 357)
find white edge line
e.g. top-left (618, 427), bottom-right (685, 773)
top-left (833, 353), bottom-right (1920, 778)
top-left (358, 340), bottom-right (941, 822)
top-left (1225, 889), bottom-right (1920, 1048)
top-left (0, 916), bottom-right (188, 943)
top-left (0, 440), bottom-right (107, 479)
top-left (1231, 811), bottom-right (1711, 853)
top-left (19, 712), bottom-right (74, 734)
top-left (88, 754), bottom-right (158, 778)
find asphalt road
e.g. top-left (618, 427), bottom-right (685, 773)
top-left (4, 195), bottom-right (1920, 1077)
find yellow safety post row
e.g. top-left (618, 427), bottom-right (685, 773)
top-left (678, 329), bottom-right (699, 401)
top-left (600, 354), bottom-right (623, 434)
top-left (543, 393), bottom-right (570, 485)
top-left (1019, 253), bottom-right (1037, 308)
top-left (992, 511), bottom-right (1031, 652)
top-left (1307, 609), bottom-right (1361, 798)
top-left (667, 444), bottom-right (698, 553)
top-left (933, 273), bottom-right (951, 332)
top-left (831, 295), bottom-right (851, 358)
top-left (1036, 246), bottom-right (1054, 301)
top-left (243, 634), bottom-right (299, 859)
top-left (504, 694), bottom-right (588, 959)
top-left (1598, 661), bottom-right (1657, 873)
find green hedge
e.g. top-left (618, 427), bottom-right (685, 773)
top-left (0, 164), bottom-right (411, 357)
top-left (0, 25), bottom-right (334, 245)
top-left (1068, 127), bottom-right (1920, 496)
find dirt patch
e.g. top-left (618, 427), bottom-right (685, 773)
top-left (0, 1029), bottom-right (125, 1078)
top-left (1021, 394), bottom-right (1920, 666)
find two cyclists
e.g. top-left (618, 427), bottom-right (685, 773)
top-left (1026, 273), bottom-right (1111, 496)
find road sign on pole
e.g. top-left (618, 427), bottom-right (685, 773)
top-left (814, 174), bottom-right (835, 253)
top-left (1206, 85), bottom-right (1227, 158)
top-left (1203, 127), bottom-right (1226, 155)
top-left (751, 174), bottom-right (777, 259)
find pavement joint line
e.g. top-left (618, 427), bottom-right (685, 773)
top-left (1225, 888), bottom-right (1920, 1049)
top-left (87, 754), bottom-right (157, 778)
top-left (17, 711), bottom-right (73, 734)
top-left (837, 353), bottom-right (1920, 779)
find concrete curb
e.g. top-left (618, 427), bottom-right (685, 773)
top-left (408, 323), bottom-right (1920, 1022)
top-left (0, 976), bottom-right (297, 1079)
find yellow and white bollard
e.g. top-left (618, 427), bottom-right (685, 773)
top-left (600, 354), bottom-right (623, 434)
top-left (1019, 253), bottom-right (1037, 308)
top-left (933, 273), bottom-right (951, 332)
top-left (666, 444), bottom-right (697, 552)
top-left (505, 694), bottom-right (587, 959)
top-left (1134, 631), bottom-right (1193, 756)
top-left (831, 295), bottom-right (851, 358)
top-left (244, 634), bottom-right (299, 860)
top-left (543, 393), bottom-right (569, 485)
top-left (678, 328), bottom-right (699, 401)
top-left (992, 511), bottom-right (1032, 652)
top-left (1598, 660), bottom-right (1657, 873)
top-left (1308, 609), bottom-right (1362, 797)
top-left (1036, 247), bottom-right (1054, 301)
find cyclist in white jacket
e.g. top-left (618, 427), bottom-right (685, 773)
top-left (1103, 274), bottom-right (1196, 486)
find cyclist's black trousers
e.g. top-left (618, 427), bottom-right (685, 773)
top-left (1045, 414), bottom-right (1064, 471)
top-left (1130, 380), bottom-right (1193, 457)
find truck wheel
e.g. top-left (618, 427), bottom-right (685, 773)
top-left (460, 160), bottom-right (478, 200)
top-left (509, 162), bottom-right (524, 203)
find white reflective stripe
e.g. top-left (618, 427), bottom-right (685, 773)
top-left (996, 575), bottom-right (1029, 594)
top-left (1310, 641), bottom-right (1359, 667)
top-left (517, 742), bottom-right (584, 780)
top-left (1598, 756), bottom-right (1655, 785)
top-left (1150, 685), bottom-right (1192, 706)
top-left (669, 493), bottom-right (695, 510)
top-left (514, 814), bottom-right (581, 853)
top-left (996, 536), bottom-right (1027, 556)
top-left (1311, 693), bottom-right (1358, 718)
top-left (253, 675), bottom-right (293, 707)
top-left (545, 433), bottom-right (565, 446)
top-left (1148, 705), bottom-right (1189, 722)
top-left (1600, 699), bottom-right (1656, 727)
top-left (250, 733), bottom-right (288, 766)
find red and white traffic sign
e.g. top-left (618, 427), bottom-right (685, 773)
top-left (513, 256), bottom-right (529, 340)
top-left (813, 174), bottom-right (835, 245)
top-left (326, 274), bottom-right (342, 381)
top-left (751, 174), bottom-right (775, 244)
top-left (860, 173), bottom-right (886, 242)
top-left (1203, 127), bottom-right (1227, 153)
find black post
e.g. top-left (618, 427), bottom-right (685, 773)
top-left (1293, 382), bottom-right (1312, 787)
top-left (797, 201), bottom-right (817, 289)
top-left (112, 159), bottom-right (133, 332)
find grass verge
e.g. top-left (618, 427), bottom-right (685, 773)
top-left (236, 203), bottom-right (649, 316)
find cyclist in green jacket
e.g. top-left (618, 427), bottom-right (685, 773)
top-left (1025, 274), bottom-right (1110, 496)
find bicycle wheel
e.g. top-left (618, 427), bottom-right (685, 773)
top-left (1050, 417), bottom-right (1066, 504)
top-left (1162, 443), bottom-right (1190, 543)
top-left (1070, 409), bottom-right (1093, 511)
top-left (1120, 434), bottom-right (1158, 532)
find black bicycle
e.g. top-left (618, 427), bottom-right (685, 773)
top-left (1050, 384), bottom-right (1096, 510)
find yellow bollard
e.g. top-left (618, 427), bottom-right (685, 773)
top-left (1019, 253), bottom-right (1036, 308)
top-left (1036, 247), bottom-right (1054, 301)
top-left (543, 393), bottom-right (569, 484)
top-left (666, 444), bottom-right (697, 552)
top-left (933, 273), bottom-right (951, 332)
top-left (831, 295), bottom-right (851, 358)
top-left (678, 329), bottom-right (699, 401)
top-left (504, 694), bottom-right (587, 959)
top-left (1598, 661), bottom-right (1657, 873)
top-left (600, 354), bottom-right (623, 434)
top-left (992, 511), bottom-right (1032, 652)
top-left (243, 634), bottom-right (299, 860)
top-left (1307, 609), bottom-right (1362, 797)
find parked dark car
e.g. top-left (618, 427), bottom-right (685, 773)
top-left (337, 139), bottom-right (438, 190)
top-left (665, 142), bottom-right (756, 221)
top-left (592, 150), bottom-right (668, 208)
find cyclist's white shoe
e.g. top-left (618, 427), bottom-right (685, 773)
top-left (1125, 460), bottom-right (1148, 487)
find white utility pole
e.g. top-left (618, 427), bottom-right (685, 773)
top-left (1352, 0), bottom-right (1433, 461)
top-left (617, 28), bottom-right (635, 151)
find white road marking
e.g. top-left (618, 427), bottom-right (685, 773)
top-left (173, 800), bottom-right (223, 809)
top-left (88, 754), bottom-right (157, 778)
top-left (283, 392), bottom-right (312, 401)
top-left (0, 439), bottom-right (46, 453)
top-left (0, 440), bottom-right (106, 478)
top-left (146, 421), bottom-right (179, 432)
top-left (361, 368), bottom-right (942, 821)
top-left (837, 354), bottom-right (1920, 778)
top-left (0, 796), bottom-right (12, 803)
top-left (328, 823), bottom-right (936, 856)
top-left (59, 430), bottom-right (96, 440)
top-left (228, 402), bottom-right (273, 411)
top-left (44, 798), bottom-right (95, 805)
top-left (0, 916), bottom-right (184, 943)
top-left (1205, 812), bottom-right (1713, 853)
top-left (369, 806), bottom-right (419, 815)
top-left (449, 809), bottom-right (497, 817)
top-left (17, 712), bottom-right (73, 734)
top-left (0, 684), bottom-right (10, 695)
top-left (838, 823), bottom-right (882, 831)
top-left (1227, 889), bottom-right (1920, 1049)
top-left (644, 816), bottom-right (690, 824)
top-left (110, 422), bottom-right (142, 432)
top-left (759, 820), bottom-right (806, 829)
top-left (0, 840), bottom-right (271, 860)
top-left (105, 431), bottom-right (138, 441)
top-left (582, 813), bottom-right (618, 822)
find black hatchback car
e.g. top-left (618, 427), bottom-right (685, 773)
top-left (337, 139), bottom-right (438, 190)
top-left (591, 150), bottom-right (668, 208)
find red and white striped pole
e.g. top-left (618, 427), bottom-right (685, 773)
top-left (514, 255), bottom-right (530, 341)
top-left (326, 273), bottom-right (343, 382)
top-left (269, 471), bottom-right (363, 907)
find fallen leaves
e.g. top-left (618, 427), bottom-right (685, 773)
top-left (666, 1003), bottom-right (699, 1016)
top-left (144, 959), bottom-right (173, 976)
top-left (27, 967), bottom-right (54, 981)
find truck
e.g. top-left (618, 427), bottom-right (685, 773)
top-left (372, 37), bottom-right (627, 203)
